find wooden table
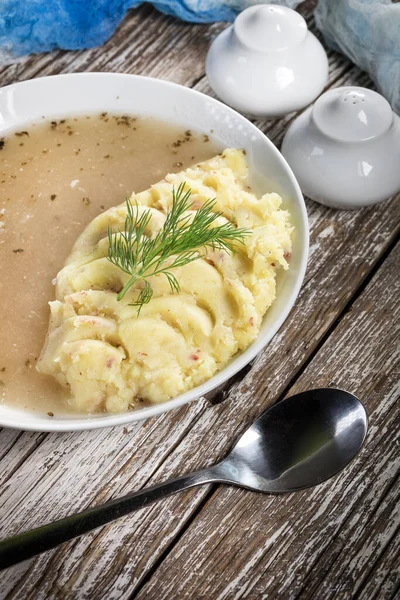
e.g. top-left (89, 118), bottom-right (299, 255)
top-left (0, 2), bottom-right (399, 598)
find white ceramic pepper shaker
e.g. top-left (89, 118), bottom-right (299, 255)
top-left (281, 86), bottom-right (400, 209)
top-left (206, 4), bottom-right (328, 118)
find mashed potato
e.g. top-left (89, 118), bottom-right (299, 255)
top-left (37, 149), bottom-right (292, 413)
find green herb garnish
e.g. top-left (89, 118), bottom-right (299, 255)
top-left (107, 182), bottom-right (251, 312)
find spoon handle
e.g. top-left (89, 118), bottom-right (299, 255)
top-left (0, 467), bottom-right (219, 570)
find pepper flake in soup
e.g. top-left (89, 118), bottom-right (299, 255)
top-left (0, 114), bottom-right (219, 415)
top-left (38, 148), bottom-right (293, 413)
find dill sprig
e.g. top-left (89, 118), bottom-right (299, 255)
top-left (107, 182), bottom-right (251, 312)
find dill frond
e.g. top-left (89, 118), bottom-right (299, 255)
top-left (107, 182), bottom-right (251, 312)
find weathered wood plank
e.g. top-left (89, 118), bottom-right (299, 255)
top-left (296, 463), bottom-right (399, 599)
top-left (356, 528), bottom-right (400, 600)
top-left (134, 242), bottom-right (400, 600)
top-left (0, 431), bottom-right (46, 487)
top-left (0, 399), bottom-right (209, 597)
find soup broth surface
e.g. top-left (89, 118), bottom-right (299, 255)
top-left (0, 114), bottom-right (220, 415)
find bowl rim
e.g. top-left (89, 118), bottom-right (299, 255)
top-left (0, 72), bottom-right (309, 431)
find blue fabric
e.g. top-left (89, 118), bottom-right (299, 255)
top-left (0, 1), bottom-right (399, 113)
top-left (315, 0), bottom-right (400, 115)
top-left (0, 1), bottom-right (301, 59)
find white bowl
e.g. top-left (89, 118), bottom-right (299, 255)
top-left (0, 73), bottom-right (308, 431)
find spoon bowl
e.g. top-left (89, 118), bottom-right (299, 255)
top-left (217, 388), bottom-right (368, 493)
top-left (0, 388), bottom-right (367, 570)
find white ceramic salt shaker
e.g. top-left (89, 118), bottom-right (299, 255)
top-left (206, 4), bottom-right (328, 118)
top-left (281, 86), bottom-right (400, 209)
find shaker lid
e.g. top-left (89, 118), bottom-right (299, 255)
top-left (234, 4), bottom-right (307, 53)
top-left (312, 87), bottom-right (394, 142)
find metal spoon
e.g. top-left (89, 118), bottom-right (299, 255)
top-left (0, 388), bottom-right (367, 570)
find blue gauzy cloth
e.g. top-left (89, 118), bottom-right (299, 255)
top-left (315, 0), bottom-right (400, 115)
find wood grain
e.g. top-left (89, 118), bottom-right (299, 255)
top-left (0, 1), bottom-right (399, 598)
